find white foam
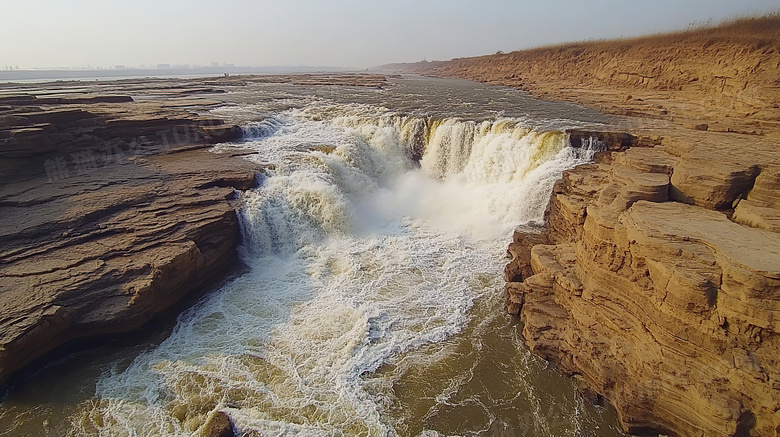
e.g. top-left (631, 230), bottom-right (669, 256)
top-left (85, 105), bottom-right (596, 436)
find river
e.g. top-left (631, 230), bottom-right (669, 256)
top-left (0, 76), bottom-right (627, 436)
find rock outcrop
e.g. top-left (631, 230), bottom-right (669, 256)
top-left (0, 148), bottom-right (257, 386)
top-left (505, 136), bottom-right (780, 435)
top-left (194, 410), bottom-right (235, 437)
top-left (0, 79), bottom-right (257, 386)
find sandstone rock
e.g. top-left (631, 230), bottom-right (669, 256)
top-left (669, 157), bottom-right (759, 209)
top-left (501, 108), bottom-right (779, 437)
top-left (202, 124), bottom-right (243, 144)
top-left (0, 95), bottom-right (37, 105)
top-left (0, 94), bottom-right (133, 106)
top-left (743, 167), bottom-right (780, 207)
top-left (54, 95), bottom-right (133, 104)
top-left (733, 167), bottom-right (780, 232)
top-left (0, 80), bottom-right (261, 386)
top-left (504, 281), bottom-right (526, 316)
top-left (733, 200), bottom-right (780, 232)
top-left (0, 149), bottom-right (257, 385)
top-left (2, 126), bottom-right (57, 157)
top-left (508, 150), bottom-right (780, 435)
top-left (544, 163), bottom-right (611, 244)
top-left (505, 229), bottom-right (547, 282)
top-left (194, 410), bottom-right (235, 437)
top-left (0, 110), bottom-right (101, 159)
top-left (0, 115), bottom-right (33, 128)
top-left (22, 109), bottom-right (100, 125)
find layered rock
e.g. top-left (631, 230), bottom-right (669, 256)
top-left (733, 168), bottom-right (780, 232)
top-left (0, 149), bottom-right (257, 385)
top-left (506, 135), bottom-right (780, 436)
top-left (0, 81), bottom-right (257, 386)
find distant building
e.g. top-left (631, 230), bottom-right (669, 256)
top-left (223, 63), bottom-right (234, 68)
top-left (211, 62), bottom-right (220, 68)
top-left (114, 65), bottom-right (126, 70)
top-left (157, 64), bottom-right (171, 69)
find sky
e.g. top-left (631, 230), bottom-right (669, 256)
top-left (1, 0), bottom-right (778, 70)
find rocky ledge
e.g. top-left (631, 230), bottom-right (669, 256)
top-left (505, 130), bottom-right (780, 436)
top-left (0, 77), bottom-right (265, 386)
top-left (388, 15), bottom-right (780, 437)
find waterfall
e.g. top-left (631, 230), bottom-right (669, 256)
top-left (79, 102), bottom-right (601, 437)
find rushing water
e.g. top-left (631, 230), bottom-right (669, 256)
top-left (0, 77), bottom-right (626, 436)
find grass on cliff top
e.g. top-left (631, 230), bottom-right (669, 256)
top-left (390, 13), bottom-right (780, 71)
top-left (498, 12), bottom-right (780, 57)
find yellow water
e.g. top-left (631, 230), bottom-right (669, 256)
top-left (0, 76), bottom-right (623, 437)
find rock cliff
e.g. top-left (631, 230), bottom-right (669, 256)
top-left (392, 15), bottom-right (780, 437)
top-left (506, 134), bottom-right (780, 436)
top-left (0, 78), bottom-right (260, 386)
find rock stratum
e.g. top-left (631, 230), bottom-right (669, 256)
top-left (389, 15), bottom-right (780, 437)
top-left (0, 74), bottom-right (388, 388)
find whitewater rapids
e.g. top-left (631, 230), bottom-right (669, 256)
top-left (68, 80), bottom-right (623, 437)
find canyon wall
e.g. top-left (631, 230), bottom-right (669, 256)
top-left (506, 134), bottom-right (779, 436)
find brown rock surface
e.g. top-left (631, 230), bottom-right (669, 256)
top-left (733, 167), bottom-right (780, 232)
top-left (194, 410), bottom-right (235, 437)
top-left (392, 14), bottom-right (780, 437)
top-left (0, 149), bottom-right (257, 385)
top-left (513, 136), bottom-right (778, 435)
top-left (0, 78), bottom-right (260, 386)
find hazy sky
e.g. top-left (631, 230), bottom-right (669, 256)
top-left (1, 0), bottom-right (778, 69)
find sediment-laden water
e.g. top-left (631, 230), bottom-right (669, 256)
top-left (0, 77), bottom-right (626, 436)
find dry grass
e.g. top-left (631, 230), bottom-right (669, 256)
top-left (504, 12), bottom-right (780, 56)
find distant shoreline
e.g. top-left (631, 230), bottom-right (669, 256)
top-left (0, 66), bottom-right (353, 84)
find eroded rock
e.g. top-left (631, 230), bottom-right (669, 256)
top-left (0, 79), bottom-right (260, 386)
top-left (194, 410), bottom-right (235, 437)
top-left (507, 140), bottom-right (780, 435)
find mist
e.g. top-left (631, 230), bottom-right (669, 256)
top-left (1, 0), bottom-right (778, 69)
